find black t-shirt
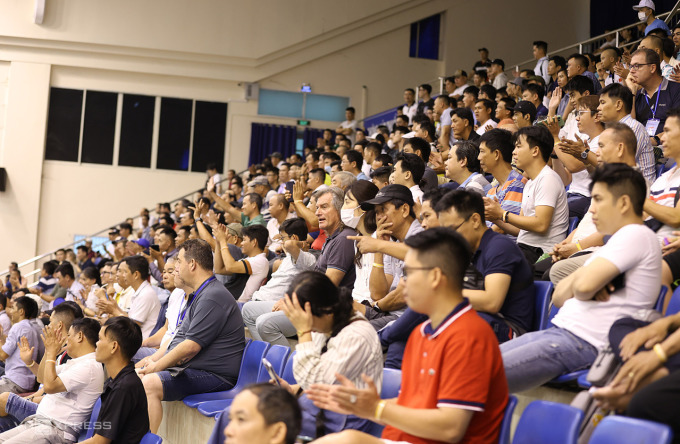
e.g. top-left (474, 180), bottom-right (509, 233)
top-left (96, 363), bottom-right (149, 444)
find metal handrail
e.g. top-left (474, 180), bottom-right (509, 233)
top-left (507, 5), bottom-right (680, 72)
top-left (0, 174), bottom-right (240, 282)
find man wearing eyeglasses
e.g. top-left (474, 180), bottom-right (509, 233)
top-left (630, 48), bottom-right (680, 151)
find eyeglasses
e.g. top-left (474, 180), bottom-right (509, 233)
top-left (402, 266), bottom-right (435, 281)
top-left (629, 63), bottom-right (653, 71)
top-left (451, 217), bottom-right (471, 232)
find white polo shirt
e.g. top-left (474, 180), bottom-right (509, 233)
top-left (37, 352), bottom-right (105, 437)
top-left (128, 281), bottom-right (161, 338)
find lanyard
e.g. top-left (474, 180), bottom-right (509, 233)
top-left (645, 87), bottom-right (662, 120)
top-left (175, 276), bottom-right (215, 329)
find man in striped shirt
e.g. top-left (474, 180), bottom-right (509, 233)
top-left (479, 129), bottom-right (526, 231)
top-left (598, 83), bottom-right (656, 183)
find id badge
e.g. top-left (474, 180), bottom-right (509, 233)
top-left (646, 119), bottom-right (661, 137)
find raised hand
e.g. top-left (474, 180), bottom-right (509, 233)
top-left (17, 336), bottom-right (35, 366)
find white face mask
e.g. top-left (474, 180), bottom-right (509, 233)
top-left (341, 206), bottom-right (362, 229)
top-left (638, 11), bottom-right (648, 21)
top-left (325, 165), bottom-right (332, 174)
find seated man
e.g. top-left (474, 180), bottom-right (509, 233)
top-left (307, 228), bottom-right (509, 444)
top-left (241, 218), bottom-right (316, 346)
top-left (209, 178), bottom-right (267, 227)
top-left (0, 297), bottom-right (41, 394)
top-left (0, 319), bottom-right (104, 442)
top-left (85, 317), bottom-right (149, 443)
top-left (391, 153), bottom-right (426, 205)
top-left (96, 256), bottom-right (161, 339)
top-left (351, 184), bottom-right (424, 329)
top-left (436, 189), bottom-right (534, 340)
top-left (138, 239), bottom-right (246, 433)
top-left (485, 125), bottom-right (569, 266)
top-left (242, 189), bottom-right (357, 344)
top-left (479, 129), bottom-right (526, 228)
top-left (215, 224), bottom-right (269, 302)
top-left (134, 258), bottom-right (187, 361)
top-left (0, 302), bottom-right (84, 433)
top-left (500, 163), bottom-right (661, 393)
top-left (50, 263), bottom-right (85, 309)
top-left (442, 141), bottom-right (490, 194)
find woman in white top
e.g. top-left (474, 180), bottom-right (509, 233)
top-left (341, 181), bottom-right (380, 304)
top-left (281, 271), bottom-right (383, 438)
top-left (77, 266), bottom-right (101, 316)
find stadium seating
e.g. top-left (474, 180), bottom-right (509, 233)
top-left (588, 415), bottom-right (673, 444)
top-left (512, 400), bottom-right (583, 444)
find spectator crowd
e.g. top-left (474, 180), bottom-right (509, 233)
top-left (3, 2), bottom-right (680, 442)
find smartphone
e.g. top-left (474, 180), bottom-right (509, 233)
top-left (262, 358), bottom-right (281, 387)
top-left (285, 182), bottom-right (295, 203)
top-left (150, 244), bottom-right (160, 252)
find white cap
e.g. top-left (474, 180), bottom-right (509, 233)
top-left (633, 0), bottom-right (655, 11)
top-left (401, 131), bottom-right (416, 139)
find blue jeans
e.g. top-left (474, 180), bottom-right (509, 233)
top-left (500, 327), bottom-right (598, 393)
top-left (158, 368), bottom-right (234, 401)
top-left (0, 393), bottom-right (38, 432)
top-left (132, 347), bottom-right (159, 363)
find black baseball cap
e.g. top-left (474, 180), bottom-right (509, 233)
top-left (490, 59), bottom-right (505, 69)
top-left (508, 101), bottom-right (537, 122)
top-left (360, 184), bottom-right (414, 211)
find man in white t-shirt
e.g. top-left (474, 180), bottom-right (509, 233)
top-left (96, 256), bottom-right (161, 338)
top-left (0, 318), bottom-right (105, 442)
top-left (474, 99), bottom-right (498, 135)
top-left (391, 153), bottom-right (425, 204)
top-left (336, 107), bottom-right (358, 144)
top-left (401, 89), bottom-right (417, 123)
top-left (214, 224), bottom-right (269, 302)
top-left (641, 109), bottom-right (680, 245)
top-left (500, 163), bottom-right (660, 393)
top-left (485, 125), bottom-right (569, 265)
top-left (206, 163), bottom-right (222, 195)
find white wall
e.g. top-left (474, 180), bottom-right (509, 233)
top-left (0, 0), bottom-right (591, 273)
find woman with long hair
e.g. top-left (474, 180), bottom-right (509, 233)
top-left (280, 271), bottom-right (383, 438)
top-left (341, 181), bottom-right (379, 304)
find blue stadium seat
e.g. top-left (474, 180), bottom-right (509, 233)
top-left (197, 345), bottom-right (292, 418)
top-left (512, 400), bottom-right (583, 444)
top-left (568, 216), bottom-right (579, 234)
top-left (499, 395), bottom-right (518, 444)
top-left (140, 432), bottom-right (164, 444)
top-left (666, 285), bottom-right (680, 316)
top-left (256, 344), bottom-right (291, 383)
top-left (183, 340), bottom-right (270, 408)
top-left (654, 286), bottom-right (668, 312)
top-left (79, 397), bottom-right (102, 441)
top-left (281, 351), bottom-right (297, 385)
top-left (588, 415), bottom-right (673, 444)
top-left (381, 368), bottom-right (401, 399)
top-left (533, 281), bottom-right (553, 331)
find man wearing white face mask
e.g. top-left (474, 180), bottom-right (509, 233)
top-left (634, 0), bottom-right (671, 37)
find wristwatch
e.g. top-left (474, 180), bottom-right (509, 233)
top-left (580, 147), bottom-right (590, 160)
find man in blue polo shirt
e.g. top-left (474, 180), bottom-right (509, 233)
top-left (631, 48), bottom-right (680, 149)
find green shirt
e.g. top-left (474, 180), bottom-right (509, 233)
top-left (241, 213), bottom-right (266, 227)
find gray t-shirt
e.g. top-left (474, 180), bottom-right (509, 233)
top-left (168, 278), bottom-right (245, 384)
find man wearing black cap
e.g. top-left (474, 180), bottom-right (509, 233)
top-left (510, 101), bottom-right (537, 128)
top-left (474, 48), bottom-right (491, 76)
top-left (490, 59), bottom-right (508, 89)
top-left (349, 184), bottom-right (424, 329)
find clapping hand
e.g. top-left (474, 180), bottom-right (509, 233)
top-left (292, 180), bottom-right (305, 202)
top-left (307, 373), bottom-right (381, 419)
top-left (41, 324), bottom-right (63, 357)
top-left (17, 336), bottom-right (35, 366)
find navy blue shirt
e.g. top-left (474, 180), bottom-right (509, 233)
top-left (472, 229), bottom-right (534, 332)
top-left (634, 78), bottom-right (680, 136)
